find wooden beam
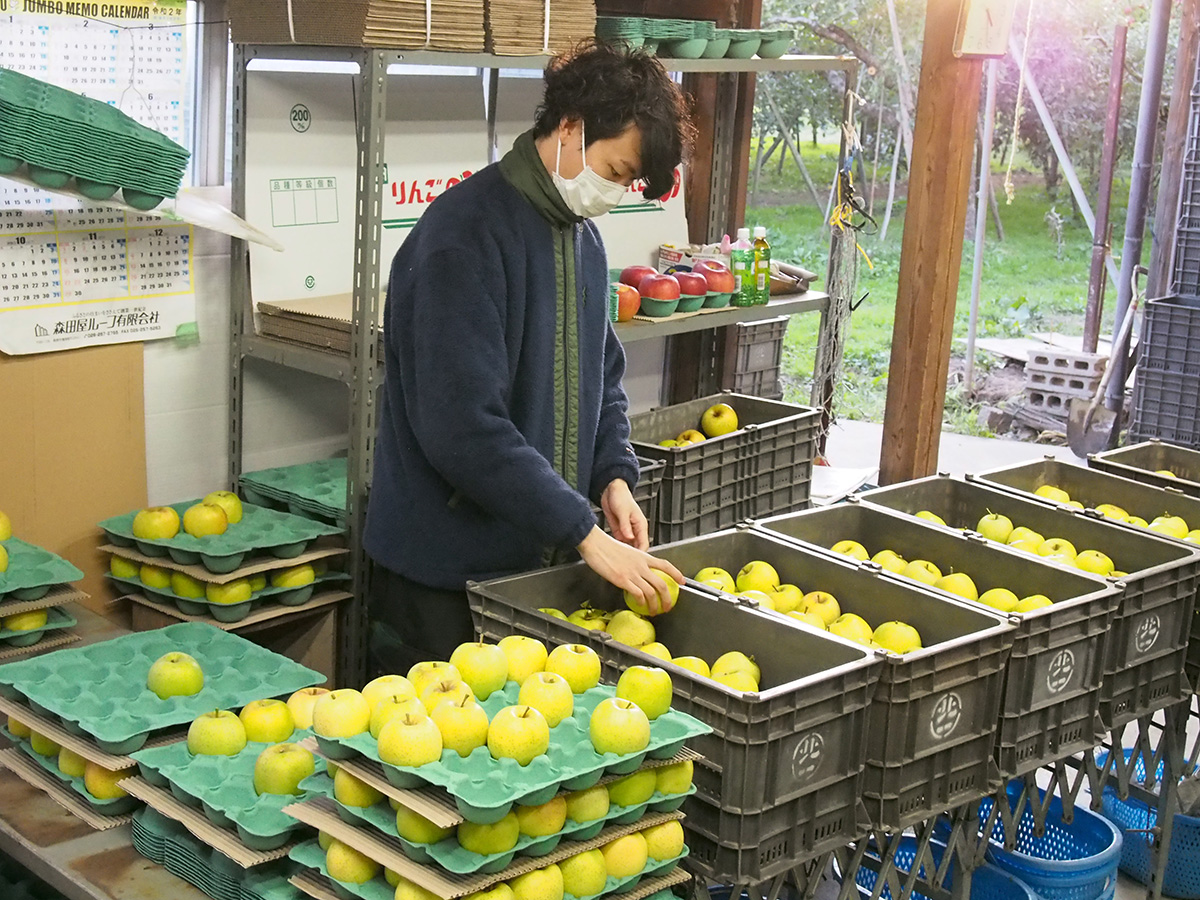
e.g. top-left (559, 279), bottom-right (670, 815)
top-left (879, 0), bottom-right (984, 484)
top-left (1148, 0), bottom-right (1200, 299)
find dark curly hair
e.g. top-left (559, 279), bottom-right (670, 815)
top-left (533, 41), bottom-right (695, 200)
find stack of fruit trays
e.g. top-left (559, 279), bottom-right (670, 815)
top-left (0, 67), bottom-right (190, 209)
top-left (240, 459), bottom-right (350, 527)
top-left (280, 638), bottom-right (708, 900)
top-left (0, 528), bottom-right (85, 657)
top-left (132, 806), bottom-right (304, 900)
top-left (100, 495), bottom-right (349, 625)
top-left (0, 623), bottom-right (324, 828)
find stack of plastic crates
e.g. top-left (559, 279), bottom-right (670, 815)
top-left (1133, 49), bottom-right (1200, 446)
top-left (1097, 749), bottom-right (1200, 899)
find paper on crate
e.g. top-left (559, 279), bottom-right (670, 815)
top-left (127, 589), bottom-right (351, 631)
top-left (0, 694), bottom-right (183, 771)
top-left (284, 794), bottom-right (684, 899)
top-left (0, 749), bottom-right (132, 831)
top-left (101, 541), bottom-right (348, 585)
top-left (298, 737), bottom-right (699, 828)
top-left (122, 776), bottom-right (297, 867)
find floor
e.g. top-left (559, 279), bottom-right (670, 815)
top-left (822, 419), bottom-right (1079, 480)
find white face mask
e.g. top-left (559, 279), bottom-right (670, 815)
top-left (551, 122), bottom-right (628, 219)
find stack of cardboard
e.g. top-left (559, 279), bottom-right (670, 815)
top-left (229, 0), bottom-right (485, 51)
top-left (256, 294), bottom-right (385, 359)
top-left (486, 0), bottom-right (596, 55)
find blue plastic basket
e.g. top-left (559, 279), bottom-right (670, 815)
top-left (938, 782), bottom-right (1121, 900)
top-left (1097, 749), bottom-right (1200, 899)
top-left (850, 837), bottom-right (1039, 900)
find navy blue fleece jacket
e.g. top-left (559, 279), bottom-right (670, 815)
top-left (363, 163), bottom-right (640, 589)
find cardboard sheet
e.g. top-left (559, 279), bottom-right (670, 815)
top-left (290, 862), bottom-right (690, 900)
top-left (0, 748), bottom-right (133, 831)
top-left (127, 589), bottom-right (351, 631)
top-left (283, 795), bottom-right (684, 899)
top-left (299, 737), bottom-right (701, 828)
top-left (0, 694), bottom-right (183, 770)
top-left (122, 776), bottom-right (298, 867)
top-left (0, 586), bottom-right (89, 618)
top-left (101, 540), bottom-right (348, 585)
top-left (0, 633), bottom-right (80, 662)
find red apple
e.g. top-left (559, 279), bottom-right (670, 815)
top-left (620, 265), bottom-right (658, 289)
top-left (638, 273), bottom-right (681, 301)
top-left (615, 283), bottom-right (641, 322)
top-left (675, 271), bottom-right (708, 297)
top-left (693, 260), bottom-right (736, 293)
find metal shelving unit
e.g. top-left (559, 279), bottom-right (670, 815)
top-left (228, 44), bottom-right (855, 686)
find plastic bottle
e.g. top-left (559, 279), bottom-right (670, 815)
top-left (753, 226), bottom-right (771, 306)
top-left (730, 228), bottom-right (755, 307)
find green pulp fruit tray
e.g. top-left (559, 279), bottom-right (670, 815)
top-left (315, 681), bottom-right (709, 825)
top-left (301, 770), bottom-right (694, 874)
top-left (0, 622), bottom-right (325, 754)
top-left (107, 570), bottom-right (349, 623)
top-left (289, 838), bottom-right (685, 900)
top-left (132, 729), bottom-right (325, 850)
top-left (0, 606), bottom-right (76, 647)
top-left (0, 68), bottom-right (189, 197)
top-left (132, 807), bottom-right (301, 900)
top-left (0, 538), bottom-right (85, 600)
top-left (5, 726), bottom-right (140, 815)
top-left (100, 501), bottom-right (344, 573)
top-left (240, 458), bottom-right (349, 517)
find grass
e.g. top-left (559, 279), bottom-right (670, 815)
top-left (747, 136), bottom-right (1125, 435)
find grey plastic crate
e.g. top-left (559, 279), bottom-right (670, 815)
top-left (860, 475), bottom-right (1200, 731)
top-left (630, 393), bottom-right (819, 543)
top-left (976, 457), bottom-right (1200, 690)
top-left (1138, 296), bottom-right (1200, 374)
top-left (732, 316), bottom-right (788, 374)
top-left (651, 527), bottom-right (1015, 831)
top-left (468, 566), bottom-right (881, 827)
top-left (753, 501), bottom-right (1121, 778)
top-left (1131, 369), bottom-right (1200, 448)
top-left (593, 456), bottom-right (665, 538)
top-left (1173, 227), bottom-right (1200, 299)
top-left (730, 367), bottom-right (783, 401)
top-left (1090, 440), bottom-right (1200, 498)
top-left (683, 787), bottom-right (869, 883)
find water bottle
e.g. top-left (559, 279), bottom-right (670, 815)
top-left (731, 228), bottom-right (755, 307)
top-left (753, 226), bottom-right (771, 305)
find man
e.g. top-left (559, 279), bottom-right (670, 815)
top-left (365, 42), bottom-right (692, 673)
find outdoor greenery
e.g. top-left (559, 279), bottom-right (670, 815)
top-left (747, 0), bottom-right (1171, 436)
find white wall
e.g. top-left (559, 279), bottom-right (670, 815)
top-left (142, 187), bottom-right (349, 505)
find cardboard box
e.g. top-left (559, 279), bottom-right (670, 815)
top-left (657, 244), bottom-right (729, 275)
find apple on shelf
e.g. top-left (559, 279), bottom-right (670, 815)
top-left (614, 283), bottom-right (640, 322)
top-left (637, 273), bottom-right (681, 318)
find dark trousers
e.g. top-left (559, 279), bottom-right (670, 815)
top-left (367, 564), bottom-right (475, 679)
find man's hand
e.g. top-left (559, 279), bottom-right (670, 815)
top-left (577, 526), bottom-right (685, 615)
top-left (601, 478), bottom-right (649, 551)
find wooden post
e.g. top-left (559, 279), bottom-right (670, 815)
top-left (879, 0), bottom-right (984, 484)
top-left (1147, 0), bottom-right (1200, 299)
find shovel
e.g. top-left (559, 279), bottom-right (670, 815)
top-left (1067, 270), bottom-right (1143, 456)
